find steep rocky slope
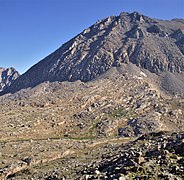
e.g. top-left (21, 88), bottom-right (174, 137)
top-left (0, 67), bottom-right (20, 92)
top-left (1, 12), bottom-right (184, 95)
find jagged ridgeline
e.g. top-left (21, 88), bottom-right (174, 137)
top-left (1, 12), bottom-right (184, 95)
top-left (0, 67), bottom-right (20, 92)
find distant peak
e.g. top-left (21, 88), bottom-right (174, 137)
top-left (171, 18), bottom-right (184, 23)
top-left (0, 66), bottom-right (20, 92)
top-left (119, 11), bottom-right (145, 22)
top-left (129, 11), bottom-right (144, 21)
top-left (131, 11), bottom-right (142, 16)
top-left (0, 67), bottom-right (19, 73)
top-left (119, 12), bottom-right (129, 16)
top-left (119, 11), bottom-right (142, 16)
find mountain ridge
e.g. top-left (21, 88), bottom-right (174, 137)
top-left (1, 11), bottom-right (184, 95)
top-left (0, 67), bottom-right (20, 92)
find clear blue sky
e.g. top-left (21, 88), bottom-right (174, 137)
top-left (0, 0), bottom-right (183, 74)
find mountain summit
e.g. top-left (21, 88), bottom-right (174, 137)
top-left (0, 67), bottom-right (20, 92)
top-left (2, 12), bottom-right (184, 95)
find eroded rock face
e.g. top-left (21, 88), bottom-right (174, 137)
top-left (0, 67), bottom-right (20, 92)
top-left (1, 12), bottom-right (184, 95)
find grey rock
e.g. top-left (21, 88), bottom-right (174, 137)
top-left (0, 67), bottom-right (20, 92)
top-left (120, 113), bottom-right (163, 137)
top-left (79, 131), bottom-right (184, 179)
top-left (1, 12), bottom-right (184, 95)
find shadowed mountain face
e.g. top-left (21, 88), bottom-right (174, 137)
top-left (1, 12), bottom-right (184, 95)
top-left (0, 67), bottom-right (20, 92)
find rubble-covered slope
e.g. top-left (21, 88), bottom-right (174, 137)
top-left (0, 65), bottom-right (183, 179)
top-left (78, 131), bottom-right (184, 180)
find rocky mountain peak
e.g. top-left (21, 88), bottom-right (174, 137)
top-left (129, 11), bottom-right (145, 22)
top-left (0, 67), bottom-right (20, 92)
top-left (1, 12), bottom-right (184, 95)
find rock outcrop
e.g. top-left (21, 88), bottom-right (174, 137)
top-left (0, 67), bottom-right (20, 92)
top-left (1, 12), bottom-right (184, 95)
top-left (79, 131), bottom-right (184, 180)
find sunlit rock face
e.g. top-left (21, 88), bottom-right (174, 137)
top-left (0, 67), bottom-right (20, 92)
top-left (1, 12), bottom-right (184, 95)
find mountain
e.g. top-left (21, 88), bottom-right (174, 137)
top-left (1, 11), bottom-right (184, 95)
top-left (0, 12), bottom-right (183, 179)
top-left (0, 67), bottom-right (20, 92)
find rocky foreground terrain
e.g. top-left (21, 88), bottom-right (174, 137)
top-left (0, 65), bottom-right (183, 179)
top-left (0, 67), bottom-right (19, 92)
top-left (78, 131), bottom-right (184, 180)
top-left (0, 12), bottom-right (183, 179)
